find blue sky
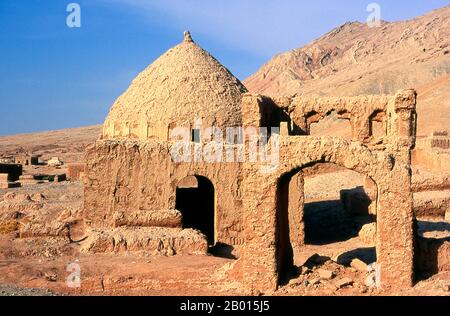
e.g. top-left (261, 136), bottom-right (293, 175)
top-left (0, 0), bottom-right (448, 135)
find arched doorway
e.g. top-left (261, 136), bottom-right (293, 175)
top-left (176, 175), bottom-right (215, 245)
top-left (276, 162), bottom-right (378, 285)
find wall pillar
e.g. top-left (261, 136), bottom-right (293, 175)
top-left (288, 172), bottom-right (305, 251)
top-left (242, 165), bottom-right (278, 294)
top-left (376, 152), bottom-right (415, 290)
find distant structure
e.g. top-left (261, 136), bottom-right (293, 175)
top-left (83, 32), bottom-right (418, 294)
top-left (0, 157), bottom-right (14, 164)
top-left (0, 163), bottom-right (23, 189)
top-left (47, 157), bottom-right (63, 167)
top-left (0, 164), bottom-right (23, 182)
top-left (14, 154), bottom-right (39, 166)
top-left (413, 130), bottom-right (450, 171)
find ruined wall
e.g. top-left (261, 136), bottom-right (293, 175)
top-left (241, 137), bottom-right (415, 293)
top-left (14, 155), bottom-right (39, 166)
top-left (241, 89), bottom-right (417, 294)
top-left (84, 88), bottom-right (416, 293)
top-left (255, 90), bottom-right (417, 148)
top-left (412, 149), bottom-right (450, 172)
top-left (274, 95), bottom-right (390, 142)
top-left (83, 140), bottom-right (244, 247)
top-left (416, 237), bottom-right (450, 274)
top-left (67, 163), bottom-right (86, 181)
top-left (288, 172), bottom-right (305, 250)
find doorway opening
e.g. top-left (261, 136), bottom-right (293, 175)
top-left (276, 162), bottom-right (378, 286)
top-left (176, 175), bottom-right (215, 245)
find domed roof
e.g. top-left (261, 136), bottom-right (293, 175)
top-left (102, 31), bottom-right (248, 141)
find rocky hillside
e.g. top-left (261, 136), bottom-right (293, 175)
top-left (245, 6), bottom-right (450, 136)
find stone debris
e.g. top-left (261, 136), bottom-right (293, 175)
top-left (358, 222), bottom-right (376, 246)
top-left (317, 269), bottom-right (335, 280)
top-left (80, 227), bottom-right (208, 256)
top-left (350, 258), bottom-right (369, 272)
top-left (44, 272), bottom-right (58, 282)
top-left (309, 278), bottom-right (321, 286)
top-left (299, 266), bottom-right (311, 275)
top-left (335, 278), bottom-right (354, 289)
top-left (303, 253), bottom-right (330, 269)
top-left (366, 273), bottom-right (377, 288)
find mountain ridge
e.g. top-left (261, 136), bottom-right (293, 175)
top-left (244, 5), bottom-right (450, 136)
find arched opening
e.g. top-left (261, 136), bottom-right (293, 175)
top-left (276, 162), bottom-right (378, 288)
top-left (309, 110), bottom-right (352, 138)
top-left (176, 175), bottom-right (215, 245)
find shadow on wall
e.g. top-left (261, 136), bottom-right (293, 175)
top-left (417, 220), bottom-right (450, 234)
top-left (415, 220), bottom-right (450, 280)
top-left (209, 243), bottom-right (237, 260)
top-left (335, 247), bottom-right (377, 266)
top-left (415, 236), bottom-right (450, 279)
top-left (304, 198), bottom-right (374, 245)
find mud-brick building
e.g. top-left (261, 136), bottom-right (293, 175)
top-left (83, 32), bottom-right (418, 294)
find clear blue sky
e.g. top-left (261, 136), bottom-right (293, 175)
top-left (0, 0), bottom-right (448, 135)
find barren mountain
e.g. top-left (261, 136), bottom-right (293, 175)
top-left (245, 5), bottom-right (450, 136)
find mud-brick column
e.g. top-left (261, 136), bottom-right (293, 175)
top-left (288, 172), bottom-right (305, 250)
top-left (376, 89), bottom-right (417, 290)
top-left (241, 93), bottom-right (265, 127)
top-left (351, 113), bottom-right (370, 142)
top-left (241, 164), bottom-right (279, 295)
top-left (376, 151), bottom-right (415, 290)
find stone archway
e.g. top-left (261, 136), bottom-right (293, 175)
top-left (275, 161), bottom-right (379, 285)
top-left (241, 137), bottom-right (414, 294)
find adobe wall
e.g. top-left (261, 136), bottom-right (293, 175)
top-left (240, 89), bottom-right (417, 294)
top-left (67, 163), bottom-right (86, 181)
top-left (241, 137), bottom-right (415, 293)
top-left (84, 89), bottom-right (416, 294)
top-left (412, 149), bottom-right (450, 172)
top-left (83, 140), bottom-right (244, 247)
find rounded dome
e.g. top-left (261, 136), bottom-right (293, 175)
top-left (102, 32), bottom-right (248, 141)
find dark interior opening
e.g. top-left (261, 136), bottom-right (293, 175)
top-left (176, 176), bottom-right (215, 245)
top-left (275, 173), bottom-right (295, 284)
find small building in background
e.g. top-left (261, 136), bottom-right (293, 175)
top-left (14, 154), bottom-right (40, 166)
top-left (0, 157), bottom-right (14, 164)
top-left (0, 164), bottom-right (23, 182)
